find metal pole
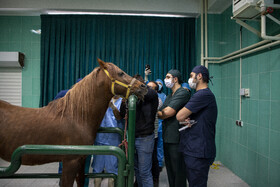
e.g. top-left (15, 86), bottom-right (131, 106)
top-left (127, 95), bottom-right (137, 187)
top-left (201, 0), bottom-right (204, 66)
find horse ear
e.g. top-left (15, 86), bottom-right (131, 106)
top-left (97, 58), bottom-right (106, 69)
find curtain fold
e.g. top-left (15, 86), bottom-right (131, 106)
top-left (40, 15), bottom-right (196, 106)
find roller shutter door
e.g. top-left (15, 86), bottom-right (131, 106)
top-left (0, 68), bottom-right (22, 106)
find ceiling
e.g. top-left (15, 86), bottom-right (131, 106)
top-left (0, 0), bottom-right (232, 16)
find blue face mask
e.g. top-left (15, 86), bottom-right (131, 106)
top-left (158, 84), bottom-right (162, 91)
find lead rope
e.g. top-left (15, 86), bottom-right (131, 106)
top-left (119, 109), bottom-right (128, 159)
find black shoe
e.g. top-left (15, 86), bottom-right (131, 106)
top-left (134, 180), bottom-right (138, 187)
top-left (153, 178), bottom-right (159, 187)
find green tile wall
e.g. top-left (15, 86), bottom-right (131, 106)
top-left (0, 16), bottom-right (41, 108)
top-left (200, 6), bottom-right (280, 187)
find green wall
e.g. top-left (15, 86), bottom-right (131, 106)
top-left (0, 16), bottom-right (41, 108)
top-left (205, 7), bottom-right (280, 187)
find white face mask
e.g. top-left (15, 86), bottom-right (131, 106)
top-left (188, 78), bottom-right (197, 89)
top-left (164, 78), bottom-right (174, 89)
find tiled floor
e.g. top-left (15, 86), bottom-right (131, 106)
top-left (0, 159), bottom-right (249, 187)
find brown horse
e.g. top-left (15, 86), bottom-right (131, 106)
top-left (0, 58), bottom-right (147, 186)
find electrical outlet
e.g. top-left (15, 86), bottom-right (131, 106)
top-left (236, 120), bottom-right (239, 126)
top-left (239, 120), bottom-right (243, 127)
top-left (244, 89), bottom-right (250, 97)
top-left (236, 120), bottom-right (243, 127)
top-left (240, 88), bottom-right (250, 97)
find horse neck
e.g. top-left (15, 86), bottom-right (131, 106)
top-left (62, 70), bottom-right (113, 126)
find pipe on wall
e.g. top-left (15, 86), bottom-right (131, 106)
top-left (205, 0), bottom-right (280, 65)
top-left (239, 27), bottom-right (242, 121)
top-left (261, 5), bottom-right (280, 40)
top-left (235, 19), bottom-right (261, 37)
top-left (208, 39), bottom-right (280, 64)
top-left (204, 33), bottom-right (280, 62)
top-left (201, 0), bottom-right (204, 66)
top-left (205, 0), bottom-right (208, 68)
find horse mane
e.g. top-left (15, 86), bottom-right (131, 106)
top-left (49, 67), bottom-right (102, 124)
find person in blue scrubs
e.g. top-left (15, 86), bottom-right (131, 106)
top-left (177, 65), bottom-right (218, 187)
top-left (155, 79), bottom-right (166, 170)
top-left (181, 82), bottom-right (191, 93)
top-left (91, 96), bottom-right (124, 187)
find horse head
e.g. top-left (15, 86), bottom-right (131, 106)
top-left (97, 58), bottom-right (148, 100)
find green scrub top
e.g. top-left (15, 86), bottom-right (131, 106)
top-left (160, 87), bottom-right (190, 143)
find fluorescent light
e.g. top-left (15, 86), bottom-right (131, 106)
top-left (46, 10), bottom-right (190, 18)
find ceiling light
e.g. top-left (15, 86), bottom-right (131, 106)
top-left (46, 10), bottom-right (190, 18)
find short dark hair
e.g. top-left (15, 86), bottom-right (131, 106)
top-left (149, 81), bottom-right (159, 92)
top-left (168, 69), bottom-right (183, 84)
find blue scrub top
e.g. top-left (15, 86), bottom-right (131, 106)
top-left (95, 98), bottom-right (124, 146)
top-left (179, 88), bottom-right (218, 158)
top-left (157, 92), bottom-right (166, 104)
top-left (157, 92), bottom-right (166, 133)
top-left (54, 90), bottom-right (68, 100)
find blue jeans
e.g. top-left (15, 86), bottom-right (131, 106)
top-left (91, 142), bottom-right (118, 175)
top-left (134, 133), bottom-right (155, 187)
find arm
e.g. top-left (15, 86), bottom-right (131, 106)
top-left (176, 107), bottom-right (192, 122)
top-left (158, 89), bottom-right (190, 120)
top-left (144, 68), bottom-right (151, 83)
top-left (109, 102), bottom-right (123, 120)
top-left (157, 106), bottom-right (176, 120)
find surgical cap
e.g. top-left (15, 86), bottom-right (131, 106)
top-left (168, 69), bottom-right (182, 83)
top-left (191, 65), bottom-right (209, 81)
top-left (156, 79), bottom-right (163, 85)
top-left (182, 83), bottom-right (191, 91)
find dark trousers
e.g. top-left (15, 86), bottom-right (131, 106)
top-left (152, 138), bottom-right (160, 180)
top-left (183, 154), bottom-right (214, 187)
top-left (163, 143), bottom-right (187, 187)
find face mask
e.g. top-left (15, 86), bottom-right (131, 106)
top-left (164, 78), bottom-right (174, 89)
top-left (158, 84), bottom-right (162, 91)
top-left (188, 78), bottom-right (197, 89)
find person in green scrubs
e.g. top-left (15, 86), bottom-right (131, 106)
top-left (157, 69), bottom-right (190, 187)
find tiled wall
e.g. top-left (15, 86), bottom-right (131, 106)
top-left (204, 7), bottom-right (280, 187)
top-left (0, 16), bottom-right (41, 108)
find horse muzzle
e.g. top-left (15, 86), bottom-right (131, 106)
top-left (135, 83), bottom-right (148, 100)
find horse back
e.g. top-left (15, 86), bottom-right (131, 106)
top-left (0, 100), bottom-right (94, 164)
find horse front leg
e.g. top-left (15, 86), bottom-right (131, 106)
top-left (75, 156), bottom-right (88, 187)
top-left (61, 157), bottom-right (85, 187)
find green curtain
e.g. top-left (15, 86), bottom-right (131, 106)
top-left (40, 15), bottom-right (196, 106)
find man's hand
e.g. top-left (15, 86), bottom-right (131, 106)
top-left (179, 118), bottom-right (192, 128)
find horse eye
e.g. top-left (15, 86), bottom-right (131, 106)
top-left (118, 72), bottom-right (125, 77)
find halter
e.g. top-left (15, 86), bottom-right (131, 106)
top-left (103, 69), bottom-right (137, 99)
